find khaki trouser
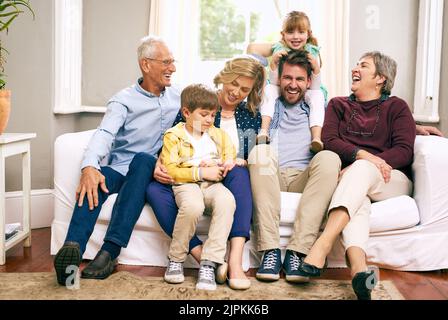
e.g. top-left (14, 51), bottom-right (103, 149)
top-left (330, 159), bottom-right (413, 253)
top-left (248, 145), bottom-right (341, 254)
top-left (169, 182), bottom-right (236, 264)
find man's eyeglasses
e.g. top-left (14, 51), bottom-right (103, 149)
top-left (145, 58), bottom-right (177, 66)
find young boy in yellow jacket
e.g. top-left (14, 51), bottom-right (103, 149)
top-left (160, 84), bottom-right (236, 290)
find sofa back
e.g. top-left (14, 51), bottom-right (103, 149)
top-left (54, 131), bottom-right (448, 227)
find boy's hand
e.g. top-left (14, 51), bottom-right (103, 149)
top-left (199, 159), bottom-right (218, 167)
top-left (270, 49), bottom-right (288, 71)
top-left (201, 166), bottom-right (224, 182)
top-left (307, 53), bottom-right (320, 75)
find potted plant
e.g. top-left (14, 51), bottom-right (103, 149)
top-left (0, 0), bottom-right (34, 134)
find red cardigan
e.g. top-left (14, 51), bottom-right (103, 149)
top-left (322, 95), bottom-right (416, 179)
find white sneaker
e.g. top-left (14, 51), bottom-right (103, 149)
top-left (196, 262), bottom-right (217, 291)
top-left (164, 260), bottom-right (184, 284)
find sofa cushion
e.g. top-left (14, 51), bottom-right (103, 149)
top-left (369, 195), bottom-right (419, 233)
top-left (98, 192), bottom-right (419, 236)
top-left (278, 192), bottom-right (419, 234)
top-left (98, 194), bottom-right (214, 234)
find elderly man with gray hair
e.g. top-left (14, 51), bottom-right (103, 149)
top-left (53, 35), bottom-right (180, 285)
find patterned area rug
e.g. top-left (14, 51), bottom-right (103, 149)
top-left (0, 271), bottom-right (403, 300)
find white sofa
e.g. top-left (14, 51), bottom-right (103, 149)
top-left (51, 130), bottom-right (448, 271)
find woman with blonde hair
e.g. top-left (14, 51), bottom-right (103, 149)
top-left (146, 55), bottom-right (266, 290)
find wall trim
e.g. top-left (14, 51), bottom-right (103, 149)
top-left (53, 106), bottom-right (107, 114)
top-left (5, 189), bottom-right (54, 229)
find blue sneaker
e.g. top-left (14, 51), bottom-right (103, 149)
top-left (283, 250), bottom-right (308, 283)
top-left (256, 248), bottom-right (282, 281)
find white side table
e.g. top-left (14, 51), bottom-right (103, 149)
top-left (0, 133), bottom-right (36, 265)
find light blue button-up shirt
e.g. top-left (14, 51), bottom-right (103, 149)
top-left (81, 78), bottom-right (181, 176)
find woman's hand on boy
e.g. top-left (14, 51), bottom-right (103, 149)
top-left (235, 158), bottom-right (248, 167)
top-left (222, 160), bottom-right (236, 177)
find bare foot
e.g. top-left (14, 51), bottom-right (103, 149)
top-left (228, 262), bottom-right (248, 280)
top-left (303, 238), bottom-right (332, 268)
top-left (228, 261), bottom-right (251, 290)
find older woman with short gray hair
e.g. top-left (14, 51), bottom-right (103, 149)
top-left (296, 51), bottom-right (416, 300)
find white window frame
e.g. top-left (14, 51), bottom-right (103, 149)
top-left (413, 0), bottom-right (444, 123)
top-left (53, 0), bottom-right (106, 114)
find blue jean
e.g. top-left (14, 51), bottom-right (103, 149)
top-left (146, 166), bottom-right (253, 252)
top-left (65, 152), bottom-right (157, 255)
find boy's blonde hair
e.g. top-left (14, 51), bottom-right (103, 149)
top-left (282, 11), bottom-right (318, 47)
top-left (213, 57), bottom-right (265, 116)
top-left (181, 84), bottom-right (219, 113)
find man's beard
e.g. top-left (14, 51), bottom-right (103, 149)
top-left (281, 86), bottom-right (305, 105)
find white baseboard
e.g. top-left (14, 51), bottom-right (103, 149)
top-left (5, 189), bottom-right (54, 229)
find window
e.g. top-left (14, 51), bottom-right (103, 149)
top-left (53, 0), bottom-right (351, 113)
top-left (149, 0), bottom-right (350, 97)
top-left (199, 0), bottom-right (259, 60)
top-left (413, 0), bottom-right (444, 123)
top-left (53, 0), bottom-right (106, 113)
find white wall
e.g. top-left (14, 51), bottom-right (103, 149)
top-left (438, 2), bottom-right (448, 136)
top-left (3, 0), bottom-right (150, 192)
top-left (2, 0), bottom-right (55, 192)
top-left (4, 0), bottom-right (440, 192)
top-left (82, 0), bottom-right (149, 107)
top-left (349, 0), bottom-right (419, 106)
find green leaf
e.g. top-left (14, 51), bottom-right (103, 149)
top-left (0, 13), bottom-right (19, 32)
top-left (0, 77), bottom-right (6, 90)
top-left (0, 0), bottom-right (35, 88)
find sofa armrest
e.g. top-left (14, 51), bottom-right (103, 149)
top-left (412, 135), bottom-right (448, 224)
top-left (54, 130), bottom-right (96, 208)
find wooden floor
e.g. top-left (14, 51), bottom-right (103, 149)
top-left (1, 227), bottom-right (448, 300)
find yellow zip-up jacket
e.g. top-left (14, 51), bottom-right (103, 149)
top-left (160, 122), bottom-right (236, 184)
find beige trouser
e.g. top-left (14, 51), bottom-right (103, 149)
top-left (170, 182), bottom-right (236, 264)
top-left (248, 144), bottom-right (341, 254)
top-left (330, 159), bottom-right (413, 253)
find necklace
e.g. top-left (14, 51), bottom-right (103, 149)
top-left (346, 102), bottom-right (382, 137)
top-left (220, 109), bottom-right (235, 119)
